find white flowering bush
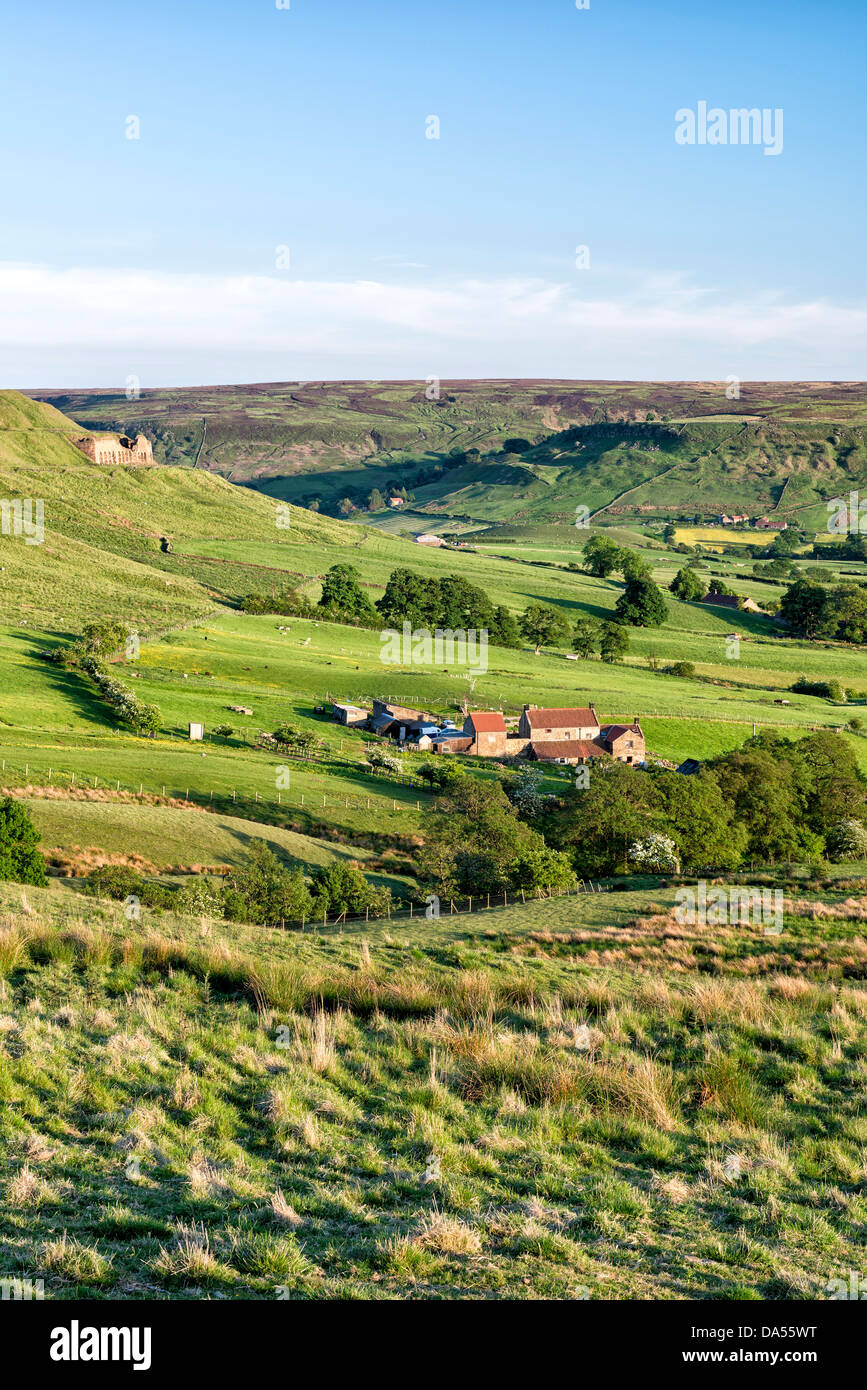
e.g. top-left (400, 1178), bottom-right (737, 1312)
top-left (628, 834), bottom-right (680, 874)
top-left (366, 747), bottom-right (403, 774)
top-left (826, 820), bottom-right (867, 862)
top-left (80, 656), bottom-right (161, 736)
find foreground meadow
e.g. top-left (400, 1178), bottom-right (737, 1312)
top-left (2, 876), bottom-right (867, 1300)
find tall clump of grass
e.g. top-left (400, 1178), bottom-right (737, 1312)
top-left (309, 1008), bottom-right (337, 1075)
top-left (413, 1210), bottom-right (483, 1255)
top-left (453, 1028), bottom-right (590, 1107)
top-left (42, 1234), bottom-right (113, 1285)
top-left (0, 926), bottom-right (28, 979)
top-left (595, 1054), bottom-right (682, 1132)
top-left (698, 1053), bottom-right (764, 1127)
top-left (250, 960), bottom-right (313, 1014)
top-left (152, 1222), bottom-right (230, 1285)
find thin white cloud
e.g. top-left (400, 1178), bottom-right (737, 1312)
top-left (0, 262), bottom-right (864, 385)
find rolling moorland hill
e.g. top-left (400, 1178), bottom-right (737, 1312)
top-left (3, 385), bottom-right (867, 875)
top-left (28, 381), bottom-right (867, 537)
top-left (0, 390), bottom-right (400, 632)
top-left (3, 870), bottom-right (867, 1300)
top-left (3, 391), bottom-right (867, 1302)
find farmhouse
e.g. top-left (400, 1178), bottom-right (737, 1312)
top-left (76, 433), bottom-right (153, 465)
top-left (518, 704), bottom-right (600, 742)
top-left (599, 721), bottom-right (645, 763)
top-left (462, 710), bottom-right (507, 756)
top-left (518, 704), bottom-right (645, 766)
top-left (530, 739), bottom-right (609, 765)
top-left (366, 696), bottom-right (645, 765)
top-left (529, 720), bottom-right (645, 766)
top-left (755, 517), bottom-right (788, 530)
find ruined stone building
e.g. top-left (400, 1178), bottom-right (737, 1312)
top-left (76, 433), bottom-right (153, 465)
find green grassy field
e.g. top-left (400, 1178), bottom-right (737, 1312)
top-left (4, 386), bottom-right (867, 1304)
top-left (21, 800), bottom-right (377, 875)
top-left (3, 874), bottom-right (867, 1299)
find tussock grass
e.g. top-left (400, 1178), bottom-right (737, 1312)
top-left (413, 1211), bottom-right (483, 1256)
top-left (42, 1234), bottom-right (113, 1285)
top-left (2, 879), bottom-right (867, 1299)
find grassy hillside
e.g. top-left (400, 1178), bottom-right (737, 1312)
top-left (3, 875), bottom-right (867, 1299)
top-left (4, 387), bottom-right (867, 1303)
top-left (3, 387), bottom-right (866, 883)
top-left (0, 390), bottom-right (389, 630)
top-left (349, 417), bottom-right (867, 535)
top-left (22, 799), bottom-right (378, 876)
top-left (29, 381), bottom-right (867, 536)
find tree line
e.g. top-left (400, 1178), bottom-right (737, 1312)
top-left (417, 730), bottom-right (867, 895)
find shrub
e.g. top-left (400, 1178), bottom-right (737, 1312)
top-left (310, 862), bottom-right (392, 918)
top-left (791, 677), bottom-right (845, 702)
top-left (826, 820), bottom-right (867, 862)
top-left (225, 843), bottom-right (313, 927)
top-left (0, 798), bottom-right (48, 886)
top-left (83, 865), bottom-right (144, 900)
top-left (628, 835), bottom-right (680, 874)
top-left (139, 881), bottom-right (176, 911)
top-left (366, 747), bottom-right (403, 774)
top-left (240, 587), bottom-right (313, 617)
top-left (418, 760), bottom-right (465, 789)
top-left (175, 878), bottom-right (224, 915)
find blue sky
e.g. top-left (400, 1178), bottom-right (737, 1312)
top-left (1, 0), bottom-right (865, 384)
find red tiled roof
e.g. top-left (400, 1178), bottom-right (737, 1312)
top-left (468, 711), bottom-right (507, 733)
top-left (531, 740), bottom-right (609, 761)
top-left (524, 706), bottom-right (597, 729)
top-left (601, 723), bottom-right (643, 740)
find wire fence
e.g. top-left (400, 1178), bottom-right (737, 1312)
top-left (0, 755), bottom-right (428, 816)
top-left (183, 879), bottom-right (611, 936)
